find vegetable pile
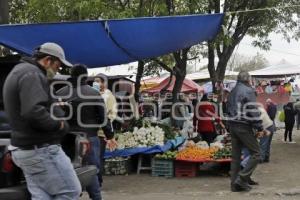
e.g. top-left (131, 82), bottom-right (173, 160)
top-left (116, 126), bottom-right (164, 149)
top-left (176, 146), bottom-right (219, 161)
top-left (213, 147), bottom-right (232, 160)
top-left (155, 151), bottom-right (177, 160)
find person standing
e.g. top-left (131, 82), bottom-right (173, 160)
top-left (173, 94), bottom-right (189, 129)
top-left (293, 99), bottom-right (300, 130)
top-left (258, 106), bottom-right (275, 163)
top-left (227, 71), bottom-right (264, 192)
top-left (283, 102), bottom-right (297, 143)
top-left (57, 65), bottom-right (116, 200)
top-left (193, 94), bottom-right (225, 146)
top-left (92, 76), bottom-right (118, 188)
top-left (263, 98), bottom-right (277, 162)
top-left (266, 99), bottom-right (277, 123)
top-left (3, 43), bottom-right (81, 199)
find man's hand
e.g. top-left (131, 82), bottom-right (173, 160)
top-left (263, 130), bottom-right (271, 136)
top-left (106, 138), bottom-right (118, 151)
top-left (255, 131), bottom-right (264, 138)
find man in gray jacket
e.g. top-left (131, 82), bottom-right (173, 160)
top-left (3, 43), bottom-right (81, 199)
top-left (227, 71), bottom-right (264, 192)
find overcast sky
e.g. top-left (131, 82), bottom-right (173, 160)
top-left (89, 33), bottom-right (300, 76)
top-left (237, 33), bottom-right (300, 66)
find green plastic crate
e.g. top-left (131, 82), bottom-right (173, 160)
top-left (104, 157), bottom-right (131, 175)
top-left (151, 158), bottom-right (174, 178)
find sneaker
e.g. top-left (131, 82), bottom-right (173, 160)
top-left (289, 141), bottom-right (296, 144)
top-left (282, 139), bottom-right (287, 143)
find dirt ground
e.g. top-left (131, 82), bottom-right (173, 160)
top-left (81, 129), bottom-right (300, 200)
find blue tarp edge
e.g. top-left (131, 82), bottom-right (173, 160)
top-left (104, 136), bottom-right (185, 159)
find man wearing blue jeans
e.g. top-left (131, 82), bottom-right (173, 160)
top-left (227, 71), bottom-right (263, 192)
top-left (259, 124), bottom-right (275, 162)
top-left (57, 65), bottom-right (115, 200)
top-left (3, 43), bottom-right (82, 199)
top-left (11, 145), bottom-right (81, 199)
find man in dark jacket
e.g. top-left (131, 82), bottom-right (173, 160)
top-left (3, 43), bottom-right (81, 199)
top-left (57, 64), bottom-right (115, 200)
top-left (266, 98), bottom-right (277, 123)
top-left (227, 71), bottom-right (264, 192)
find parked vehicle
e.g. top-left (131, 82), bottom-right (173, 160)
top-left (0, 130), bottom-right (97, 200)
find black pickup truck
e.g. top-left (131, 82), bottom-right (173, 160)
top-left (0, 56), bottom-right (97, 200)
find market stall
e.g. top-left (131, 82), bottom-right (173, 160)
top-left (249, 63), bottom-right (300, 106)
top-left (142, 75), bottom-right (204, 94)
top-left (104, 118), bottom-right (232, 177)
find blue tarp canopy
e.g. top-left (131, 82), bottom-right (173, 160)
top-left (0, 14), bottom-right (223, 68)
top-left (104, 136), bottom-right (185, 159)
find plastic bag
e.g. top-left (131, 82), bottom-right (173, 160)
top-left (278, 111), bottom-right (285, 122)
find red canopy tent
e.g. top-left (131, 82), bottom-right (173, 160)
top-left (142, 76), bottom-right (204, 94)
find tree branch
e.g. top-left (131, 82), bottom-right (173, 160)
top-left (138, 0), bottom-right (144, 16)
top-left (207, 41), bottom-right (216, 77)
top-left (117, 0), bottom-right (126, 9)
top-left (227, 13), bottom-right (236, 32)
top-left (173, 51), bottom-right (181, 65)
top-left (152, 58), bottom-right (172, 73)
top-left (216, 45), bottom-right (222, 58)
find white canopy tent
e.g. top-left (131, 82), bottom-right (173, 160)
top-left (250, 63), bottom-right (300, 78)
top-left (186, 69), bottom-right (238, 81)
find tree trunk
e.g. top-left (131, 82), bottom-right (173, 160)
top-left (208, 40), bottom-right (241, 93)
top-left (207, 41), bottom-right (217, 92)
top-left (172, 64), bottom-right (186, 103)
top-left (0, 0), bottom-right (8, 24)
top-left (134, 61), bottom-right (144, 102)
top-left (170, 50), bottom-right (188, 126)
top-left (215, 41), bottom-right (241, 81)
top-left (0, 0), bottom-right (9, 56)
top-left (133, 0), bottom-right (145, 102)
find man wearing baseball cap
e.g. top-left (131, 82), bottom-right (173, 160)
top-left (3, 42), bottom-right (81, 199)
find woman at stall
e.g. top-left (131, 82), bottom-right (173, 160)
top-left (193, 94), bottom-right (225, 145)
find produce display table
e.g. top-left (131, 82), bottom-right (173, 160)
top-left (104, 137), bottom-right (185, 159)
top-left (176, 158), bottom-right (231, 163)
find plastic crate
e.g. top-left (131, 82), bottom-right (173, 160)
top-left (151, 158), bottom-right (174, 178)
top-left (175, 161), bottom-right (197, 177)
top-left (104, 157), bottom-right (131, 175)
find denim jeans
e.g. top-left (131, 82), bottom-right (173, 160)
top-left (259, 125), bottom-right (275, 160)
top-left (241, 148), bottom-right (250, 168)
top-left (11, 145), bottom-right (81, 200)
top-left (98, 137), bottom-right (107, 187)
top-left (86, 136), bottom-right (102, 200)
top-left (230, 123), bottom-right (260, 184)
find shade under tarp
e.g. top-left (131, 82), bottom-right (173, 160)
top-left (250, 63), bottom-right (300, 78)
top-left (143, 76), bottom-right (204, 94)
top-left (0, 14), bottom-right (223, 68)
